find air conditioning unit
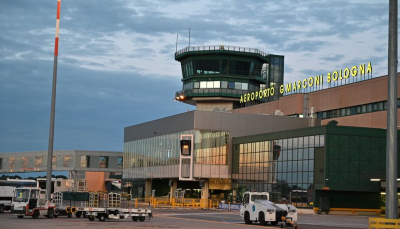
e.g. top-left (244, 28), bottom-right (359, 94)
top-left (274, 110), bottom-right (284, 116)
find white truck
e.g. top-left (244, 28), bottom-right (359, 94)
top-left (0, 186), bottom-right (14, 213)
top-left (11, 187), bottom-right (56, 219)
top-left (240, 191), bottom-right (297, 228)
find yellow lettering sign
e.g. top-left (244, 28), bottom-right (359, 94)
top-left (367, 62), bottom-right (372, 74)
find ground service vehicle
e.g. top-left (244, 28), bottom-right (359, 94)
top-left (240, 191), bottom-right (297, 227)
top-left (11, 187), bottom-right (56, 219)
top-left (77, 192), bottom-right (153, 222)
top-left (0, 186), bottom-right (14, 213)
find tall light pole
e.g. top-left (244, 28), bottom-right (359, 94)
top-left (386, 0), bottom-right (398, 219)
top-left (46, 0), bottom-right (61, 201)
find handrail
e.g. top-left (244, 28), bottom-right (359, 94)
top-left (175, 45), bottom-right (270, 58)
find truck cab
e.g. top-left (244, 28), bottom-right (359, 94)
top-left (239, 191), bottom-right (297, 226)
top-left (11, 187), bottom-right (55, 219)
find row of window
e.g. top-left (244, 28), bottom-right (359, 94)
top-left (316, 100), bottom-right (400, 120)
top-left (183, 81), bottom-right (254, 91)
top-left (1, 156), bottom-right (122, 170)
top-left (181, 60), bottom-right (266, 78)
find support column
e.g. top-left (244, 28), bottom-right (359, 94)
top-left (169, 179), bottom-right (177, 202)
top-left (201, 179), bottom-right (209, 200)
top-left (145, 179), bottom-right (152, 198)
top-left (386, 0), bottom-right (398, 219)
top-left (73, 170), bottom-right (77, 192)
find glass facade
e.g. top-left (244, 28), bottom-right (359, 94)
top-left (194, 131), bottom-right (229, 165)
top-left (232, 135), bottom-right (325, 208)
top-left (123, 131), bottom-right (193, 172)
top-left (181, 59), bottom-right (264, 78)
top-left (123, 130), bottom-right (230, 176)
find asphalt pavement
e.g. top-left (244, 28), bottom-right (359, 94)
top-left (0, 208), bottom-right (370, 229)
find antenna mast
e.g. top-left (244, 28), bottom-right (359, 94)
top-left (176, 34), bottom-right (178, 52)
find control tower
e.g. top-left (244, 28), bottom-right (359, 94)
top-left (174, 45), bottom-right (284, 111)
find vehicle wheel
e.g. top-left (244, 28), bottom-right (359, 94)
top-left (54, 214), bottom-right (58, 218)
top-left (244, 212), bottom-right (252, 224)
top-left (119, 215), bottom-right (124, 219)
top-left (270, 221), bottom-right (278, 225)
top-left (99, 214), bottom-right (106, 222)
top-left (139, 216), bottom-right (145, 222)
top-left (76, 211), bottom-right (82, 218)
top-left (18, 216), bottom-right (24, 219)
top-left (32, 210), bottom-right (40, 219)
top-left (47, 208), bottom-right (54, 219)
top-left (132, 217), bottom-right (138, 221)
top-left (67, 212), bottom-right (72, 218)
top-left (0, 205), bottom-right (4, 213)
top-left (89, 216), bottom-right (95, 221)
top-left (259, 212), bottom-right (267, 226)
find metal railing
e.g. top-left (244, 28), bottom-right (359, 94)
top-left (175, 45), bottom-right (269, 58)
top-left (369, 217), bottom-right (400, 229)
top-left (176, 88), bottom-right (249, 97)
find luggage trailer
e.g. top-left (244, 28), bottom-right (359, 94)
top-left (77, 192), bottom-right (153, 222)
top-left (79, 206), bottom-right (152, 222)
top-left (53, 192), bottom-right (86, 218)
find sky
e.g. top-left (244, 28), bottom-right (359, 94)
top-left (0, 0), bottom-right (394, 154)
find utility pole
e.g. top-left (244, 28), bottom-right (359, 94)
top-left (386, 0), bottom-right (398, 219)
top-left (46, 0), bottom-right (61, 201)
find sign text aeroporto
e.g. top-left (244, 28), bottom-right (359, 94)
top-left (240, 62), bottom-right (372, 103)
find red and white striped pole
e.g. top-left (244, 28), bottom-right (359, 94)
top-left (46, 0), bottom-right (61, 201)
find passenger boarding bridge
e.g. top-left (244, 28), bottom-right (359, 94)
top-left (0, 150), bottom-right (122, 174)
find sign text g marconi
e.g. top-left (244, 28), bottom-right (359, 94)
top-left (240, 62), bottom-right (372, 104)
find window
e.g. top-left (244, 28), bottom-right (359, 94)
top-left (244, 194), bottom-right (249, 203)
top-left (228, 82), bottom-right (235, 89)
top-left (346, 108), bottom-right (351, 116)
top-left (35, 156), bottom-right (42, 168)
top-left (214, 81), bottom-right (220, 88)
top-left (361, 105), bottom-right (366, 113)
top-left (99, 156), bottom-right (109, 168)
top-left (200, 81), bottom-right (207, 88)
top-left (63, 156), bottom-right (71, 167)
top-left (350, 107), bottom-right (357, 115)
top-left (207, 81), bottom-right (213, 88)
top-left (372, 103), bottom-right (378, 111)
top-left (356, 106), bottom-right (361, 114)
top-left (81, 156), bottom-right (90, 168)
top-left (242, 83), bottom-right (248, 90)
top-left (378, 102), bottom-right (384, 111)
top-left (341, 109), bottom-right (346, 116)
top-left (194, 82), bottom-right (200, 89)
top-left (118, 157), bottom-right (123, 169)
top-left (221, 81), bottom-right (228, 88)
top-left (57, 181), bottom-right (61, 187)
top-left (235, 82), bottom-right (242, 90)
top-left (367, 104), bottom-right (372, 112)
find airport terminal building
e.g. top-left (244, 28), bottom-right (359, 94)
top-left (123, 45), bottom-right (400, 211)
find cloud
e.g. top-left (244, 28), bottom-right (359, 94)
top-left (320, 54), bottom-right (345, 62)
top-left (0, 0), bottom-right (394, 153)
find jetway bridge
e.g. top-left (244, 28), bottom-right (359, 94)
top-left (0, 150), bottom-right (122, 174)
